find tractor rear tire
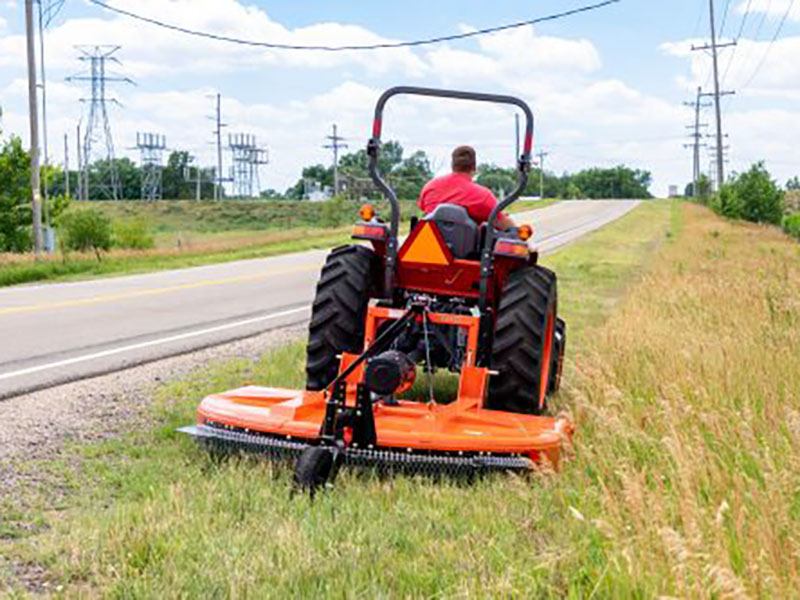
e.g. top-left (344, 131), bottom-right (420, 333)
top-left (488, 265), bottom-right (557, 415)
top-left (548, 317), bottom-right (566, 395)
top-left (305, 245), bottom-right (377, 391)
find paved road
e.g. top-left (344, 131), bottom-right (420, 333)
top-left (0, 200), bottom-right (639, 399)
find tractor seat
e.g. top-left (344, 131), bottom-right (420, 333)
top-left (424, 203), bottom-right (479, 259)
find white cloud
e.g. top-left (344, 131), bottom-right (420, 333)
top-left (0, 0), bottom-right (427, 77)
top-left (736, 0), bottom-right (800, 21)
top-left (661, 35), bottom-right (800, 96)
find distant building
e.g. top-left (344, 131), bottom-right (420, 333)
top-left (668, 185), bottom-right (679, 198)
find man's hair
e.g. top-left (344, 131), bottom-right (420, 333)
top-left (451, 145), bottom-right (477, 173)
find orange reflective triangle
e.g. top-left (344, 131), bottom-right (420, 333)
top-left (401, 222), bottom-right (450, 265)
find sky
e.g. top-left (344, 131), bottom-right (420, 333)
top-left (0, 0), bottom-right (798, 197)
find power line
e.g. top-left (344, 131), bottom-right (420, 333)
top-left (750, 0), bottom-right (774, 42)
top-left (86, 0), bottom-right (621, 52)
top-left (734, 0), bottom-right (754, 39)
top-left (721, 0), bottom-right (754, 84)
top-left (719, 0), bottom-right (733, 36)
top-left (739, 0), bottom-right (796, 89)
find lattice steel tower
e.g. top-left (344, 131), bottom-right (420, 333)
top-left (136, 132), bottom-right (166, 201)
top-left (228, 133), bottom-right (269, 198)
top-left (67, 45), bottom-right (133, 200)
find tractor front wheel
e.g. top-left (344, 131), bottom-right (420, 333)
top-left (488, 265), bottom-right (558, 415)
top-left (305, 245), bottom-right (377, 391)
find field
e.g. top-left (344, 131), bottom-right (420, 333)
top-left (0, 198), bottom-right (555, 288)
top-left (3, 201), bottom-right (799, 597)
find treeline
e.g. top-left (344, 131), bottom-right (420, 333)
top-left (690, 162), bottom-right (800, 241)
top-left (284, 140), bottom-right (653, 201)
top-left (47, 151), bottom-right (216, 201)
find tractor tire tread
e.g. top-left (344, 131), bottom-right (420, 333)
top-left (488, 265), bottom-right (557, 414)
top-left (305, 245), bottom-right (377, 391)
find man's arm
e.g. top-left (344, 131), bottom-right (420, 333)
top-left (495, 211), bottom-right (516, 231)
top-left (480, 189), bottom-right (516, 230)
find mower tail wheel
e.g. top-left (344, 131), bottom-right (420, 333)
top-left (488, 265), bottom-right (557, 415)
top-left (293, 446), bottom-right (339, 496)
top-left (305, 245), bottom-right (377, 391)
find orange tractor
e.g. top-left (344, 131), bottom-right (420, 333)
top-left (180, 87), bottom-right (571, 491)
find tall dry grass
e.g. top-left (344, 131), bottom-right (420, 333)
top-left (567, 203), bottom-right (800, 595)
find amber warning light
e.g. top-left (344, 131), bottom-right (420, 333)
top-left (359, 203), bottom-right (376, 221)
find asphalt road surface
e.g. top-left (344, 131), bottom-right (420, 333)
top-left (0, 200), bottom-right (639, 399)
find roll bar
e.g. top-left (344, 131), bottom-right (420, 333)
top-left (366, 86), bottom-right (535, 300)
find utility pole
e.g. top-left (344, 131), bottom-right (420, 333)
top-left (25, 0), bottom-right (43, 254)
top-left (212, 93), bottom-right (226, 201)
top-left (76, 123), bottom-right (82, 200)
top-left (536, 149), bottom-right (549, 200)
top-left (692, 0), bottom-right (736, 188)
top-left (324, 124), bottom-right (348, 196)
top-left (63, 132), bottom-right (69, 198)
top-left (683, 87), bottom-right (711, 196)
top-left (36, 0), bottom-right (50, 227)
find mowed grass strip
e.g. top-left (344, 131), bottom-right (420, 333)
top-left (3, 201), bottom-right (673, 597)
top-left (14, 200), bottom-right (799, 596)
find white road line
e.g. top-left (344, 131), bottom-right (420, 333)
top-left (0, 305), bottom-right (311, 382)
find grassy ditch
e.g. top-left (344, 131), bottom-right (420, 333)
top-left (0, 199), bottom-right (556, 288)
top-left (1, 200), bottom-right (690, 597)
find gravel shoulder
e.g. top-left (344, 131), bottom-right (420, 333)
top-left (0, 324), bottom-right (307, 492)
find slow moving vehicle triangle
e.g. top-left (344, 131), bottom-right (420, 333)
top-left (400, 222), bottom-right (450, 265)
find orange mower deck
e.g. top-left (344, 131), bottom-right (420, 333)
top-left (181, 304), bottom-right (574, 474)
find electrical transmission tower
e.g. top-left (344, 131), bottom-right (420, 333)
top-left (249, 147), bottom-right (270, 196)
top-left (692, 0), bottom-right (735, 188)
top-left (324, 124), bottom-right (348, 196)
top-left (66, 45), bottom-right (133, 200)
top-left (228, 133), bottom-right (269, 198)
top-left (684, 87), bottom-right (711, 196)
top-left (135, 132), bottom-right (166, 201)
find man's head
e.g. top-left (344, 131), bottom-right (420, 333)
top-left (451, 145), bottom-right (477, 175)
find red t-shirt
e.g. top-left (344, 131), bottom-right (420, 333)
top-left (417, 172), bottom-right (499, 223)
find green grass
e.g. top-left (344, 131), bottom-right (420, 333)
top-left (0, 198), bottom-right (557, 288)
top-left (1, 201), bottom-right (688, 597)
top-left (77, 198), bottom-right (555, 236)
top-left (0, 228), bottom-right (353, 288)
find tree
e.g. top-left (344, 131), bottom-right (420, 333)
top-left (0, 135), bottom-right (32, 252)
top-left (713, 162), bottom-right (784, 224)
top-left (570, 166), bottom-right (652, 199)
top-left (476, 164), bottom-right (516, 198)
top-left (259, 188), bottom-right (284, 200)
top-left (787, 176), bottom-right (800, 191)
top-left (390, 150), bottom-right (433, 200)
top-left (684, 174), bottom-right (711, 201)
top-left (162, 151), bottom-right (192, 200)
top-left (285, 164), bottom-right (334, 199)
top-left (57, 207), bottom-right (112, 259)
top-left (287, 141), bottom-right (432, 201)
